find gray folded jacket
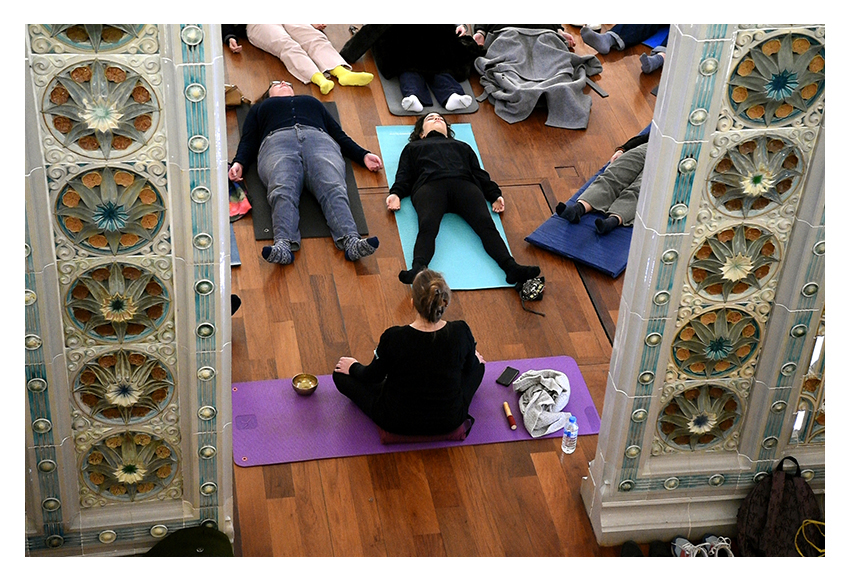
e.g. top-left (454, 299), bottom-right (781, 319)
top-left (512, 369), bottom-right (571, 437)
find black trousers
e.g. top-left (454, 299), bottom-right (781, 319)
top-left (399, 71), bottom-right (464, 107)
top-left (332, 360), bottom-right (485, 435)
top-left (411, 177), bottom-right (512, 271)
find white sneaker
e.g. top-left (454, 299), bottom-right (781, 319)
top-left (671, 536), bottom-right (709, 557)
top-left (703, 535), bottom-right (734, 557)
top-left (586, 24), bottom-right (603, 31)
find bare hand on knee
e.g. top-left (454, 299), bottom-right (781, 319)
top-left (335, 357), bottom-right (357, 375)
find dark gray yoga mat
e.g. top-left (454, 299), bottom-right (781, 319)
top-left (378, 69), bottom-right (479, 116)
top-left (235, 102), bottom-right (369, 241)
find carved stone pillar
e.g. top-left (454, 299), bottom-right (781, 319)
top-left (581, 24), bottom-right (825, 545)
top-left (25, 24), bottom-right (233, 555)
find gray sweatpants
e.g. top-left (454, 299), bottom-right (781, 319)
top-left (579, 142), bottom-right (648, 225)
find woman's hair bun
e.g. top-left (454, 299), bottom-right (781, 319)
top-left (412, 269), bottom-right (451, 323)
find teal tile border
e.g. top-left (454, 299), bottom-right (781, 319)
top-left (26, 24), bottom-right (227, 554)
top-left (179, 24), bottom-right (222, 523)
top-left (25, 218), bottom-right (66, 540)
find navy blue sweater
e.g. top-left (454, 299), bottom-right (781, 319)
top-left (232, 95), bottom-right (370, 170)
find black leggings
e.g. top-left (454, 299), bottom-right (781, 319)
top-left (411, 178), bottom-right (512, 270)
top-left (332, 361), bottom-right (485, 435)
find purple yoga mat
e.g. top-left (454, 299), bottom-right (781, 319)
top-left (231, 356), bottom-right (600, 466)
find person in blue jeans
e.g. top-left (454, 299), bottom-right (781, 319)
top-left (580, 24), bottom-right (668, 73)
top-left (228, 80), bottom-right (383, 265)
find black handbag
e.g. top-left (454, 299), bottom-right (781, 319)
top-left (516, 276), bottom-right (545, 316)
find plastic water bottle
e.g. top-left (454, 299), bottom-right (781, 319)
top-left (561, 415), bottom-right (578, 454)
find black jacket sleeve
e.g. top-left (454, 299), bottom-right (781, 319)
top-left (222, 24), bottom-right (246, 44)
top-left (458, 322), bottom-right (479, 377)
top-left (350, 330), bottom-right (392, 383)
top-left (467, 145), bottom-right (502, 203)
top-left (389, 144), bottom-right (415, 199)
top-left (617, 132), bottom-right (650, 153)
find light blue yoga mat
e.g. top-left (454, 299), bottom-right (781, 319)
top-left (376, 124), bottom-right (512, 290)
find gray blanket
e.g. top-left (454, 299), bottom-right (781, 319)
top-left (474, 28), bottom-right (603, 129)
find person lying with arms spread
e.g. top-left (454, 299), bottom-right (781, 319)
top-left (229, 80), bottom-right (383, 265)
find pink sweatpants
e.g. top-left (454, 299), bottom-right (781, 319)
top-left (246, 24), bottom-right (347, 84)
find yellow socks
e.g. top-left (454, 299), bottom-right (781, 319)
top-left (330, 65), bottom-right (373, 87)
top-left (310, 68), bottom-right (373, 94)
top-left (311, 72), bottom-right (334, 95)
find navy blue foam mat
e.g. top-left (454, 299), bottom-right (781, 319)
top-left (526, 164), bottom-right (632, 277)
top-left (526, 214), bottom-right (632, 278)
top-left (524, 123), bottom-right (650, 278)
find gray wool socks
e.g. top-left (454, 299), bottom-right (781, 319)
top-left (581, 27), bottom-right (622, 54)
top-left (262, 239), bottom-right (293, 265)
top-left (343, 236), bottom-right (379, 261)
top-left (640, 52), bottom-right (665, 73)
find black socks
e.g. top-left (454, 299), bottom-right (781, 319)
top-left (398, 263), bottom-right (426, 284)
top-left (595, 215), bottom-right (621, 235)
top-left (556, 201), bottom-right (586, 223)
top-left (556, 202), bottom-right (621, 235)
top-left (505, 262), bottom-right (541, 285)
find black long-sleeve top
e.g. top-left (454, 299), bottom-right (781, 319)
top-left (222, 24), bottom-right (246, 44)
top-left (616, 132), bottom-right (650, 154)
top-left (232, 95), bottom-right (370, 171)
top-left (348, 320), bottom-right (480, 435)
top-left (389, 132), bottom-right (502, 202)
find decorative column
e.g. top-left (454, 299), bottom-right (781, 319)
top-left (581, 24), bottom-right (825, 544)
top-left (24, 24), bottom-right (233, 555)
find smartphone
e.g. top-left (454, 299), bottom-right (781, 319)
top-left (496, 366), bottom-right (520, 386)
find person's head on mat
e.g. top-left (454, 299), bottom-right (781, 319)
top-left (410, 112), bottom-right (455, 141)
top-left (256, 80), bottom-right (295, 103)
top-left (411, 269), bottom-right (451, 324)
top-left (268, 79), bottom-right (295, 97)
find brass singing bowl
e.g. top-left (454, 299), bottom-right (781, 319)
top-left (292, 373), bottom-right (318, 396)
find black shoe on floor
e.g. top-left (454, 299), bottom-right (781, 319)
top-left (620, 540), bottom-right (644, 556)
top-left (648, 540), bottom-right (671, 556)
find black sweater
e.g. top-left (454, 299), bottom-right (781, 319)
top-left (389, 132), bottom-right (502, 203)
top-left (222, 24), bottom-right (246, 44)
top-left (349, 320), bottom-right (480, 435)
top-left (617, 132), bottom-right (650, 153)
top-left (232, 95), bottom-right (370, 171)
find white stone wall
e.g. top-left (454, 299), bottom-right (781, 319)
top-left (582, 24), bottom-right (825, 545)
top-left (24, 24), bottom-right (232, 556)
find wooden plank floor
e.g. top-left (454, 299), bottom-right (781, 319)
top-left (224, 25), bottom-right (660, 557)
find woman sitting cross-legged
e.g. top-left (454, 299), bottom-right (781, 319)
top-left (386, 113), bottom-right (541, 285)
top-left (333, 269), bottom-right (485, 436)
